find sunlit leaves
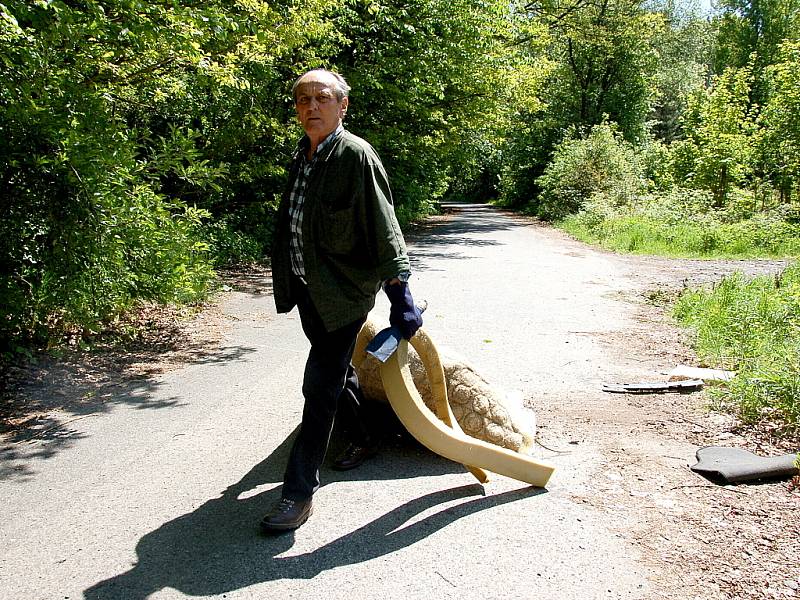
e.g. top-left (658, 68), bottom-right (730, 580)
top-left (0, 0), bottom-right (337, 347)
top-left (323, 0), bottom-right (547, 210)
top-left (758, 41), bottom-right (800, 200)
top-left (677, 65), bottom-right (757, 204)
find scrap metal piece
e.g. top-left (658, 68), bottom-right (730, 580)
top-left (602, 379), bottom-right (704, 394)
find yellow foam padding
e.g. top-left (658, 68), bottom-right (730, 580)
top-left (355, 321), bottom-right (535, 455)
top-left (372, 335), bottom-right (555, 488)
top-left (353, 326), bottom-right (488, 483)
top-left (408, 330), bottom-right (489, 483)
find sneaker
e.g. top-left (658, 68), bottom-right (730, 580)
top-left (331, 443), bottom-right (379, 471)
top-left (259, 497), bottom-right (313, 533)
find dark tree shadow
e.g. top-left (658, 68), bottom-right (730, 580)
top-left (84, 429), bottom-right (546, 600)
top-left (1, 345), bottom-right (257, 482)
top-left (406, 203), bottom-right (516, 273)
top-left (217, 265), bottom-right (274, 298)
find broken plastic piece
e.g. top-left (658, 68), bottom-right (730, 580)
top-left (690, 446), bottom-right (799, 484)
top-left (365, 326), bottom-right (403, 363)
top-left (668, 365), bottom-right (735, 382)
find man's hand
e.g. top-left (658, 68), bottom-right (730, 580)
top-left (384, 280), bottom-right (423, 339)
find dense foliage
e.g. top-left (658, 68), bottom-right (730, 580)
top-left (2, 0), bottom-right (799, 370)
top-left (1, 0), bottom-right (531, 350)
top-left (498, 0), bottom-right (800, 225)
top-left (1, 0), bottom-right (328, 348)
top-left (533, 122), bottom-right (643, 220)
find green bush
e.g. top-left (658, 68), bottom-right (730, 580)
top-left (639, 140), bottom-right (675, 191)
top-left (0, 0), bottom-right (305, 351)
top-left (534, 123), bottom-right (645, 220)
top-left (3, 0), bottom-right (524, 355)
top-left (561, 187), bottom-right (800, 258)
top-left (202, 219), bottom-right (264, 267)
top-left (0, 140), bottom-right (216, 349)
top-left (673, 265), bottom-right (800, 430)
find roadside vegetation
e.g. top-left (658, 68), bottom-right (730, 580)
top-left (1, 0), bottom-right (531, 352)
top-left (484, 0), bottom-right (799, 438)
top-left (673, 266), bottom-right (800, 436)
top-left (2, 0), bottom-right (799, 435)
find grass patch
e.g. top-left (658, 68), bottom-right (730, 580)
top-left (561, 212), bottom-right (800, 258)
top-left (673, 264), bottom-right (800, 434)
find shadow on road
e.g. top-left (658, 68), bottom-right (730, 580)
top-left (83, 429), bottom-right (546, 599)
top-left (407, 203), bottom-right (516, 272)
top-left (0, 345), bottom-right (258, 482)
top-left (2, 203), bottom-right (509, 480)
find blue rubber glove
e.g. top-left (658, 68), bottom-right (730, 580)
top-left (383, 281), bottom-right (423, 339)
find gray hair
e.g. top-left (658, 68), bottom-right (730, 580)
top-left (292, 69), bottom-right (351, 102)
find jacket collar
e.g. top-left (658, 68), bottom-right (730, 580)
top-left (297, 125), bottom-right (344, 163)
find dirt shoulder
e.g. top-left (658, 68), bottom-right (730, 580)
top-left (557, 248), bottom-right (800, 600)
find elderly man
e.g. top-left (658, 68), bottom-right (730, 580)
top-left (261, 69), bottom-right (423, 532)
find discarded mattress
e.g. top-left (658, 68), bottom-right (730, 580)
top-left (690, 446), bottom-right (799, 484)
top-left (355, 319), bottom-right (536, 454)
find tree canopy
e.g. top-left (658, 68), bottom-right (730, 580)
top-left (2, 0), bottom-right (799, 351)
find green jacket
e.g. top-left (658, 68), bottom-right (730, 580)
top-left (272, 130), bottom-right (411, 331)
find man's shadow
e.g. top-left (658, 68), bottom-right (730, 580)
top-left (84, 428), bottom-right (546, 599)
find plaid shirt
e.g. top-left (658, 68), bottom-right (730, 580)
top-left (288, 125), bottom-right (344, 280)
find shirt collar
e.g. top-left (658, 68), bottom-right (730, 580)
top-left (298, 124), bottom-right (344, 160)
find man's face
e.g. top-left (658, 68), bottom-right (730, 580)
top-left (294, 75), bottom-right (348, 142)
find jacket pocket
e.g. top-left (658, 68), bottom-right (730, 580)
top-left (318, 203), bottom-right (358, 257)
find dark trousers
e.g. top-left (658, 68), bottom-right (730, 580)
top-left (281, 277), bottom-right (374, 501)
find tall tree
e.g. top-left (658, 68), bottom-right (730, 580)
top-left (322, 0), bottom-right (542, 212)
top-left (0, 0), bottom-right (334, 346)
top-left (648, 1), bottom-right (714, 142)
top-left (498, 0), bottom-right (663, 208)
top-left (672, 65), bottom-right (757, 206)
top-left (758, 40), bottom-right (800, 202)
top-left (531, 0), bottom-right (665, 143)
top-left (712, 0), bottom-right (800, 103)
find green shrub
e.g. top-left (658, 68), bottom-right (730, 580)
top-left (673, 265), bottom-right (800, 430)
top-left (561, 187), bottom-right (800, 258)
top-left (534, 123), bottom-right (645, 220)
top-left (0, 164), bottom-right (216, 349)
top-left (203, 219), bottom-right (264, 267)
top-left (640, 140), bottom-right (675, 191)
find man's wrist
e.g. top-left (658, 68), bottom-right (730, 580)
top-left (386, 271), bottom-right (411, 286)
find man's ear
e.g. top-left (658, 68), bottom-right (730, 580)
top-left (340, 97), bottom-right (349, 117)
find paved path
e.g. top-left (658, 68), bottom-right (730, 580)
top-left (2, 204), bottom-right (665, 600)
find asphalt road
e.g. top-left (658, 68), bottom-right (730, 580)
top-left (2, 203), bottom-right (663, 600)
